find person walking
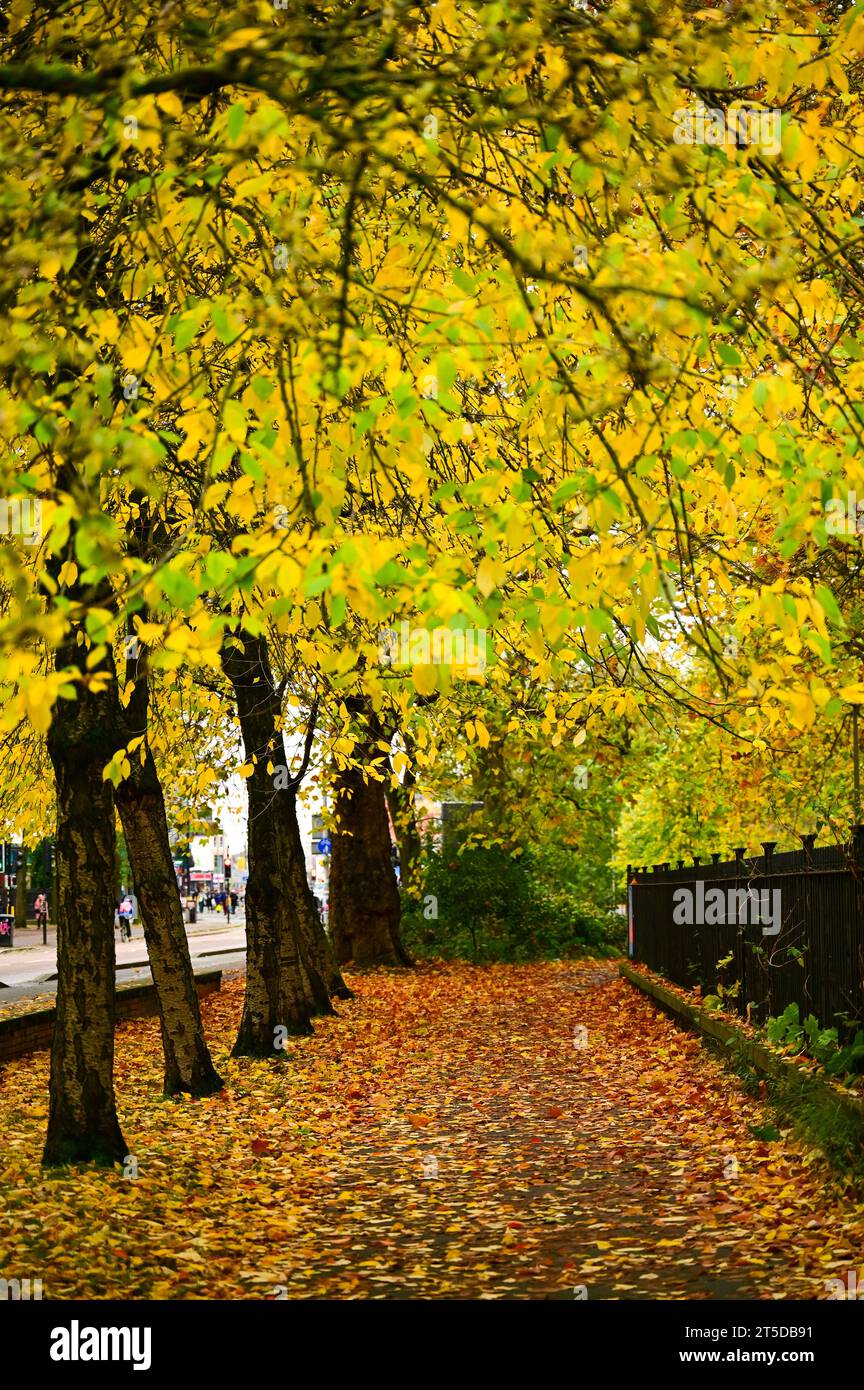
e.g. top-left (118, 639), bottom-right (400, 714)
top-left (118, 894), bottom-right (133, 942)
top-left (33, 891), bottom-right (48, 935)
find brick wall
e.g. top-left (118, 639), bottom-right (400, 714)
top-left (0, 971), bottom-right (222, 1064)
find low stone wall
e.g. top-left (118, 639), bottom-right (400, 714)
top-left (0, 971), bottom-right (222, 1064)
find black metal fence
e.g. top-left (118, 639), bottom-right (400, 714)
top-left (628, 831), bottom-right (864, 1028)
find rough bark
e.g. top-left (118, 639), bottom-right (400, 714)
top-left (44, 658), bottom-right (126, 1167)
top-left (387, 759), bottom-right (423, 901)
top-left (114, 762), bottom-right (223, 1096)
top-left (113, 626), bottom-right (223, 1097)
top-left (221, 630), bottom-right (325, 1055)
top-left (329, 751), bottom-right (410, 967)
top-left (283, 784), bottom-right (353, 999)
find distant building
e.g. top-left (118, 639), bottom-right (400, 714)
top-left (414, 798), bottom-right (484, 851)
top-left (189, 832), bottom-right (227, 893)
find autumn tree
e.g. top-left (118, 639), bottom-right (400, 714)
top-left (4, 0), bottom-right (864, 1159)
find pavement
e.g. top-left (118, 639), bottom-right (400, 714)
top-left (0, 913), bottom-right (247, 1005)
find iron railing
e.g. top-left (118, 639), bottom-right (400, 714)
top-left (628, 830), bottom-right (864, 1027)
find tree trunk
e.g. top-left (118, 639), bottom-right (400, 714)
top-left (329, 755), bottom-right (410, 967)
top-left (283, 785), bottom-right (353, 998)
top-left (112, 626), bottom-right (223, 1097)
top-left (221, 630), bottom-right (325, 1055)
top-left (44, 667), bottom-right (126, 1168)
top-left (14, 846), bottom-right (28, 931)
top-left (387, 760), bottom-right (423, 901)
top-left (114, 756), bottom-right (223, 1096)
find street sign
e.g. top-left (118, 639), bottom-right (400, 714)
top-left (316, 837), bottom-right (332, 855)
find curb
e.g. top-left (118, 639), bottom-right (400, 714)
top-left (10, 945), bottom-right (246, 985)
top-left (619, 960), bottom-right (864, 1131)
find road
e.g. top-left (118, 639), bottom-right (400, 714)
top-left (0, 916), bottom-right (246, 1004)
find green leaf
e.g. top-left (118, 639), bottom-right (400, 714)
top-left (174, 314), bottom-right (200, 352)
top-left (815, 584), bottom-right (843, 627)
top-left (587, 607), bottom-right (615, 636)
top-left (551, 479), bottom-right (584, 509)
top-left (717, 342), bottom-right (742, 366)
top-left (328, 592), bottom-right (347, 627)
top-left (227, 103), bottom-right (246, 142)
top-left (212, 306), bottom-right (241, 345)
top-left (159, 567), bottom-right (199, 608)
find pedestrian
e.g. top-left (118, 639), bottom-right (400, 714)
top-left (118, 894), bottom-right (133, 942)
top-left (33, 891), bottom-right (48, 931)
top-left (230, 890), bottom-right (238, 912)
top-left (310, 875), bottom-right (322, 915)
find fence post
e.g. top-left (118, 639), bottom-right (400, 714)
top-left (691, 853), bottom-right (702, 987)
top-left (761, 842), bottom-right (778, 1015)
top-left (733, 847), bottom-right (747, 1016)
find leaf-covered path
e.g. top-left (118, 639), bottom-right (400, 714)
top-left (1, 960), bottom-right (862, 1299)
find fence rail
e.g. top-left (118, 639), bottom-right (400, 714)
top-left (628, 829), bottom-right (864, 1028)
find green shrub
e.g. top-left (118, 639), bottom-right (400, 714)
top-left (766, 1002), bottom-right (864, 1079)
top-left (401, 833), bottom-right (621, 962)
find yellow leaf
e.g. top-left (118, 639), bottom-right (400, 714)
top-left (412, 664), bottom-right (438, 696)
top-left (203, 483), bottom-right (230, 510)
top-left (221, 28), bottom-right (264, 51)
top-left (155, 92), bottom-right (184, 119)
top-left (476, 556), bottom-right (501, 598)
